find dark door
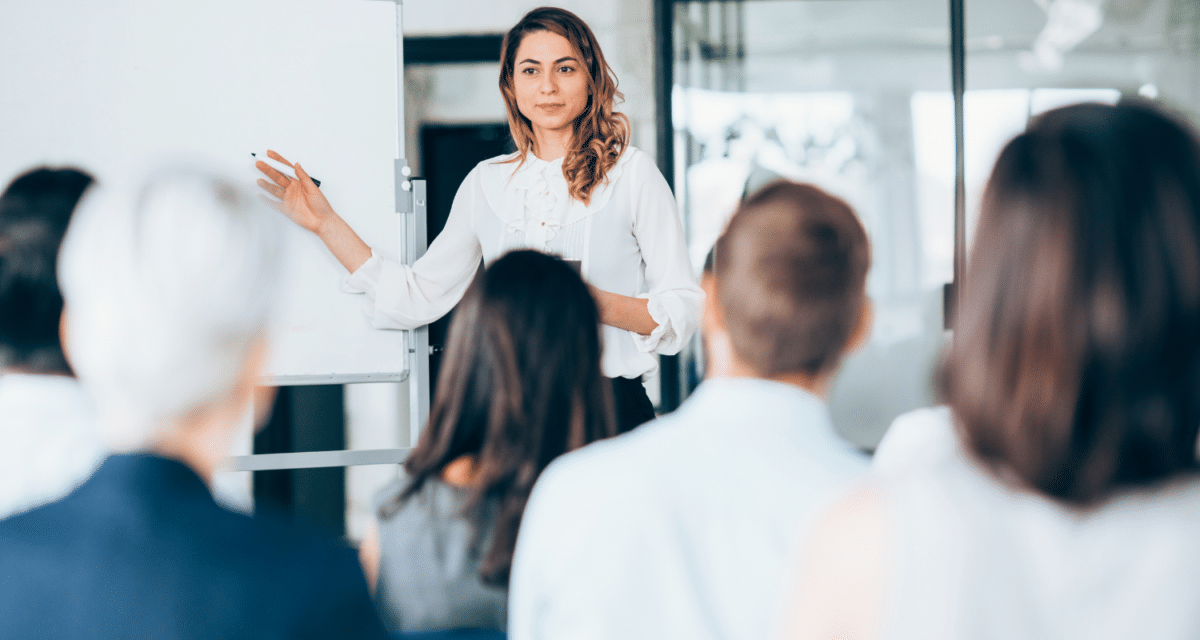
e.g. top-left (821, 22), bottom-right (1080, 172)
top-left (419, 123), bottom-right (515, 398)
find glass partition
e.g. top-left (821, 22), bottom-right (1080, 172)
top-left (964, 0), bottom-right (1200, 245)
top-left (673, 0), bottom-right (954, 449)
top-left (672, 0), bottom-right (1200, 450)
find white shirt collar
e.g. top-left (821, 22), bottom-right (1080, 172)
top-left (478, 147), bottom-right (637, 244)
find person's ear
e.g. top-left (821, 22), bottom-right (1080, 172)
top-left (700, 272), bottom-right (726, 336)
top-left (59, 308), bottom-right (74, 370)
top-left (701, 272), bottom-right (737, 378)
top-left (252, 385), bottom-right (277, 434)
top-left (845, 296), bottom-right (874, 355)
top-left (237, 336), bottom-right (276, 433)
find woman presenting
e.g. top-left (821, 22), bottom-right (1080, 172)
top-left (257, 7), bottom-right (702, 433)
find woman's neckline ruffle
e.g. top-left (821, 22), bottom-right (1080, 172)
top-left (478, 147), bottom-right (639, 244)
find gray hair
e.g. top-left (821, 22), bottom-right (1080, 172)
top-left (58, 168), bottom-right (284, 449)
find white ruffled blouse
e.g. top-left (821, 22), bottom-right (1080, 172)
top-left (344, 146), bottom-right (703, 379)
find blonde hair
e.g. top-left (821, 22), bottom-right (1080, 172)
top-left (59, 169), bottom-right (284, 449)
top-left (498, 7), bottom-right (629, 205)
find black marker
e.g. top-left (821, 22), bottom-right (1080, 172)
top-left (252, 153), bottom-right (320, 187)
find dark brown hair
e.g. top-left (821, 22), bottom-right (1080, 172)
top-left (942, 100), bottom-right (1200, 505)
top-left (0, 166), bottom-right (94, 374)
top-left (379, 249), bottom-right (615, 585)
top-left (498, 6), bottom-right (629, 204)
top-left (713, 180), bottom-right (870, 377)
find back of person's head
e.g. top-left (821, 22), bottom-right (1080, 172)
top-left (0, 167), bottom-right (94, 374)
top-left (58, 168), bottom-right (284, 450)
top-left (713, 180), bottom-right (871, 378)
top-left (942, 100), bottom-right (1200, 505)
top-left (387, 249), bottom-right (615, 586)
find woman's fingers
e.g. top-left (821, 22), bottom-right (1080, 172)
top-left (255, 151), bottom-right (330, 235)
top-left (266, 149), bottom-right (294, 167)
top-left (256, 178), bottom-right (285, 199)
top-left (256, 160), bottom-right (292, 188)
top-left (294, 162), bottom-right (314, 186)
top-left (257, 193), bottom-right (286, 214)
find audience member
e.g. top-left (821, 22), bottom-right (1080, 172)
top-left (784, 101), bottom-right (1200, 640)
top-left (0, 169), bottom-right (388, 638)
top-left (0, 167), bottom-right (105, 518)
top-left (358, 249), bottom-right (615, 634)
top-left (508, 181), bottom-right (872, 640)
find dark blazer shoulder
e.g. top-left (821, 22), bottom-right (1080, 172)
top-left (0, 455), bottom-right (387, 639)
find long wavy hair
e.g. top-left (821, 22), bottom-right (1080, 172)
top-left (378, 250), bottom-right (616, 586)
top-left (498, 7), bottom-right (630, 205)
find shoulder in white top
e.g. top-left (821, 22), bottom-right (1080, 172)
top-left (342, 146), bottom-right (703, 379)
top-left (508, 378), bottom-right (868, 640)
top-left (871, 405), bottom-right (957, 479)
top-left (875, 407), bottom-right (1200, 640)
top-left (0, 374), bottom-right (106, 518)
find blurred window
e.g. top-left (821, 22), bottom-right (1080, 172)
top-left (672, 0), bottom-right (1200, 449)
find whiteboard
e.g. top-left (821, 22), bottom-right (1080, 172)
top-left (0, 0), bottom-right (414, 384)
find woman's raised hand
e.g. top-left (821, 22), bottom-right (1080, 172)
top-left (256, 150), bottom-right (336, 234)
top-left (256, 149), bottom-right (372, 273)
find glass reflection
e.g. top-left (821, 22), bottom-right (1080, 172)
top-left (965, 0), bottom-right (1200, 242)
top-left (672, 0), bottom-right (1200, 449)
top-left (674, 0), bottom-right (953, 448)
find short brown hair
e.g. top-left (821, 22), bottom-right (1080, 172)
top-left (713, 181), bottom-right (870, 377)
top-left (942, 101), bottom-right (1200, 505)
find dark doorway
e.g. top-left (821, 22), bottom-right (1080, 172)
top-left (252, 385), bottom-right (346, 537)
top-left (419, 123), bottom-right (515, 398)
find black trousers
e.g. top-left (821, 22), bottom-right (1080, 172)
top-left (610, 376), bottom-right (657, 434)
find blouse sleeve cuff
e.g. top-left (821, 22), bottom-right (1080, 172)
top-left (341, 249), bottom-right (411, 330)
top-left (631, 294), bottom-right (681, 354)
top-left (341, 249), bottom-right (384, 296)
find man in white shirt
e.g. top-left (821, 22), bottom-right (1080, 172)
top-left (508, 180), bottom-right (873, 640)
top-left (0, 167), bottom-right (105, 518)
